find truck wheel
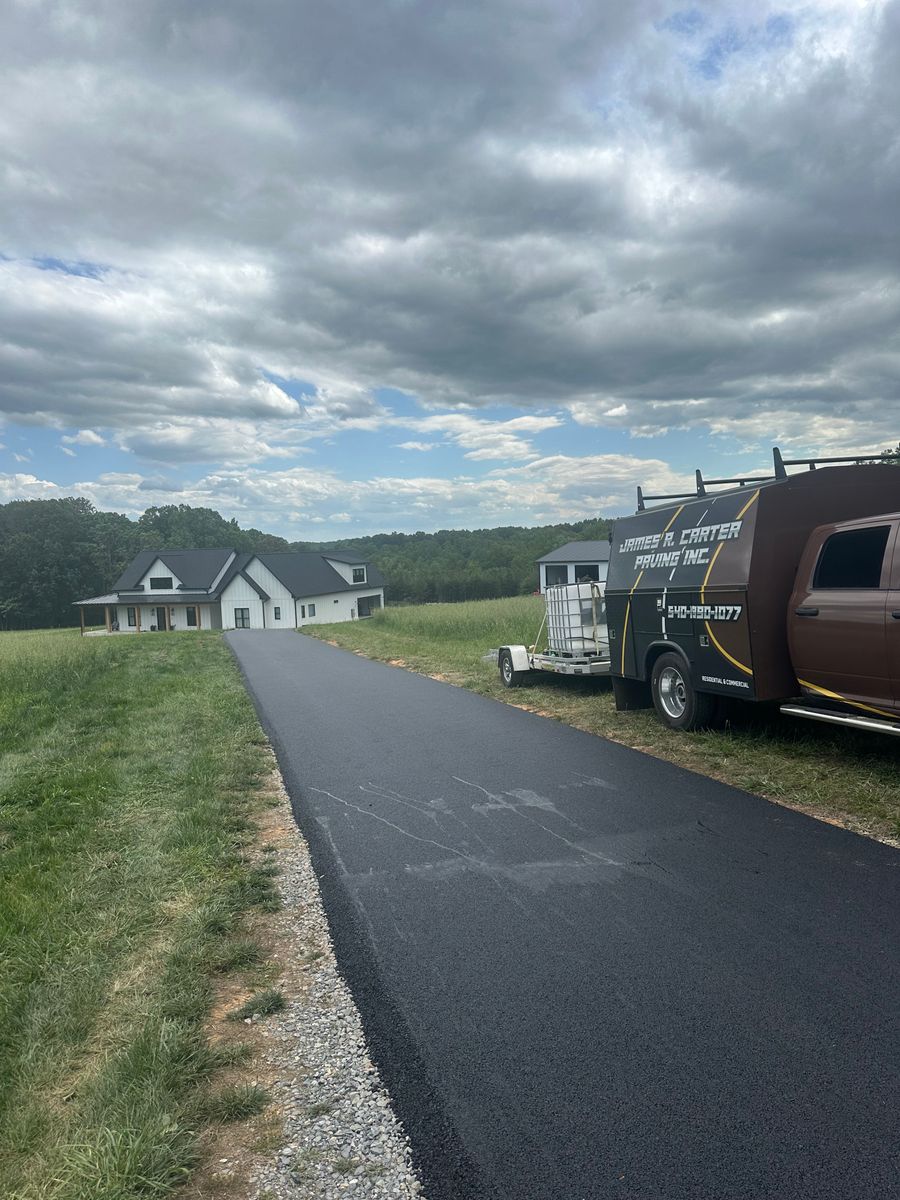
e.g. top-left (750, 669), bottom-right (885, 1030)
top-left (499, 650), bottom-right (526, 688)
top-left (650, 653), bottom-right (718, 731)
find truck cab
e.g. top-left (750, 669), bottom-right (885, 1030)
top-left (788, 515), bottom-right (900, 717)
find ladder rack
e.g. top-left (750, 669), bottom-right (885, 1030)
top-left (636, 446), bottom-right (894, 511)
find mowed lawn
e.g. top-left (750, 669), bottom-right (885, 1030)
top-left (0, 630), bottom-right (276, 1199)
top-left (306, 596), bottom-right (900, 843)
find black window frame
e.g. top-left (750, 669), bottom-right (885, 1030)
top-left (352, 566), bottom-right (366, 583)
top-left (308, 603), bottom-right (316, 617)
top-left (186, 606), bottom-right (197, 627)
top-left (234, 607), bottom-right (250, 629)
top-left (274, 606), bottom-right (281, 620)
top-left (149, 576), bottom-right (173, 590)
top-left (544, 564), bottom-right (568, 587)
top-left (127, 606), bottom-right (136, 627)
top-left (813, 525), bottom-right (891, 590)
top-left (574, 563), bottom-right (600, 583)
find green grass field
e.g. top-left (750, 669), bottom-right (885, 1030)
top-left (0, 630), bottom-right (277, 1199)
top-left (307, 597), bottom-right (900, 844)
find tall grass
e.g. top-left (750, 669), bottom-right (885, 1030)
top-left (0, 630), bottom-right (274, 1199)
top-left (372, 595), bottom-right (544, 646)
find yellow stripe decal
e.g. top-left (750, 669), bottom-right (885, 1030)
top-left (797, 678), bottom-right (899, 721)
top-left (700, 489), bottom-right (760, 678)
top-left (662, 504), bottom-right (685, 534)
top-left (620, 569), bottom-right (644, 674)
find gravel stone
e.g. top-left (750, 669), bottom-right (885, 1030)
top-left (251, 760), bottom-right (424, 1200)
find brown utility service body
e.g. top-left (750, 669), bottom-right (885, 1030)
top-left (606, 461), bottom-right (900, 726)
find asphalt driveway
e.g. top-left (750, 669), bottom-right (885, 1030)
top-left (228, 630), bottom-right (900, 1200)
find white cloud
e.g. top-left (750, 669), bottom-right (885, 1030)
top-left (62, 429), bottom-right (106, 446)
top-left (395, 441), bottom-right (436, 452)
top-left (60, 445), bottom-right (76, 457)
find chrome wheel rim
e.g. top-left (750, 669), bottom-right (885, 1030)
top-left (502, 658), bottom-right (512, 683)
top-left (658, 665), bottom-right (687, 719)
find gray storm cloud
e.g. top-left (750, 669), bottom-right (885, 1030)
top-left (1, 0), bottom-right (898, 459)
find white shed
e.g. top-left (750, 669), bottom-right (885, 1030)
top-left (536, 540), bottom-right (611, 593)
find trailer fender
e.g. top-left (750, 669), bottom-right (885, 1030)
top-left (501, 645), bottom-right (531, 673)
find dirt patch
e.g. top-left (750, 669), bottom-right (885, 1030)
top-left (184, 761), bottom-right (308, 1200)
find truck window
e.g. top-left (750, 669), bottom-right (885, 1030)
top-left (813, 525), bottom-right (890, 589)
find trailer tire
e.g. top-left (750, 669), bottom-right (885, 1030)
top-left (650, 652), bottom-right (719, 731)
top-left (499, 650), bottom-right (526, 688)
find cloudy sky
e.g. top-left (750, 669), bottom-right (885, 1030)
top-left (2, 0), bottom-right (898, 539)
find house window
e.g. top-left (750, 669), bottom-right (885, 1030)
top-left (186, 606), bottom-right (197, 627)
top-left (352, 566), bottom-right (366, 583)
top-left (574, 564), bottom-right (600, 583)
top-left (545, 565), bottom-right (568, 587)
top-left (234, 608), bottom-right (250, 628)
top-left (274, 606), bottom-right (281, 620)
top-left (127, 607), bottom-right (136, 627)
top-left (813, 526), bottom-right (890, 589)
top-left (150, 576), bottom-right (173, 590)
top-left (300, 605), bottom-right (306, 618)
top-left (308, 603), bottom-right (316, 617)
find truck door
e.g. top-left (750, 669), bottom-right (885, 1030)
top-left (789, 520), bottom-right (897, 713)
top-left (888, 528), bottom-right (900, 705)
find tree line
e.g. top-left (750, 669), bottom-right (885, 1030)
top-left (0, 497), bottom-right (610, 629)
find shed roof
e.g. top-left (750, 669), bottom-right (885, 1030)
top-left (536, 540), bottom-right (611, 564)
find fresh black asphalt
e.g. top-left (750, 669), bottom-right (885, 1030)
top-left (227, 630), bottom-right (900, 1200)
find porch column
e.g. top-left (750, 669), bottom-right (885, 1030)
top-left (197, 605), bottom-right (202, 630)
top-left (105, 605), bottom-right (112, 633)
top-left (165, 606), bottom-right (171, 632)
top-left (136, 606), bottom-right (141, 633)
top-left (80, 607), bottom-right (85, 637)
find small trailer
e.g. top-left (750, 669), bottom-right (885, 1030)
top-left (490, 581), bottom-right (612, 687)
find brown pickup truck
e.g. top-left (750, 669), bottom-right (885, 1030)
top-left (605, 448), bottom-right (900, 735)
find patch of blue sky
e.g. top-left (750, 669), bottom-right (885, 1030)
top-left (31, 256), bottom-right (109, 279)
top-left (671, 11), bottom-right (795, 81)
top-left (260, 370), bottom-right (318, 403)
top-left (658, 9), bottom-right (707, 38)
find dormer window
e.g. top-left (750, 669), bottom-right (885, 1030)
top-left (150, 577), bottom-right (173, 590)
top-left (352, 566), bottom-right (366, 583)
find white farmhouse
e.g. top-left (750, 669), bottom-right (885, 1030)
top-left (75, 548), bottom-right (385, 633)
top-left (536, 540), bottom-right (611, 593)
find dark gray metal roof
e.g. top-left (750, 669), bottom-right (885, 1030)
top-left (536, 540), bottom-right (611, 564)
top-left (113, 548), bottom-right (235, 590)
top-left (105, 548), bottom-right (383, 605)
top-left (256, 552), bottom-right (384, 599)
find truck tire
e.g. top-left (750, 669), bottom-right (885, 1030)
top-left (499, 649), bottom-right (526, 688)
top-left (650, 652), bottom-right (719, 731)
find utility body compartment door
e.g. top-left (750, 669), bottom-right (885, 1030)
top-left (788, 519), bottom-right (897, 714)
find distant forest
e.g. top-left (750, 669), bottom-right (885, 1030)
top-left (0, 497), bottom-right (611, 630)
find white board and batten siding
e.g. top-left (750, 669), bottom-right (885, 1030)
top-left (219, 575), bottom-right (268, 631)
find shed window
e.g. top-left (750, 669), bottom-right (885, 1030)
top-left (234, 607), bottom-right (250, 628)
top-left (308, 603), bottom-right (316, 617)
top-left (186, 606), bottom-right (197, 627)
top-left (127, 606), bottom-right (136, 627)
top-left (352, 566), bottom-right (366, 583)
top-left (813, 526), bottom-right (890, 589)
top-left (574, 564), bottom-right (600, 582)
top-left (274, 606), bottom-right (281, 620)
top-left (300, 605), bottom-right (306, 618)
top-left (150, 576), bottom-right (173, 590)
top-left (545, 565), bottom-right (568, 587)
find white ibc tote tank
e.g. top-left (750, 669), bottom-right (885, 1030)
top-left (544, 582), bottom-right (608, 656)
